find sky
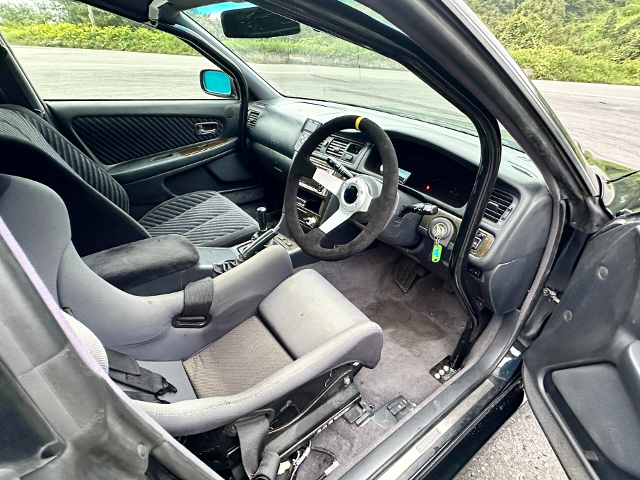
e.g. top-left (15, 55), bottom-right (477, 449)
top-left (191, 2), bottom-right (254, 15)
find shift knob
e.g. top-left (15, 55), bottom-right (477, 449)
top-left (257, 207), bottom-right (268, 233)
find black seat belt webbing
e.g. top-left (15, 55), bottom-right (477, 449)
top-left (173, 277), bottom-right (214, 328)
top-left (124, 391), bottom-right (170, 404)
top-left (106, 349), bottom-right (177, 396)
top-left (106, 348), bottom-right (140, 375)
top-left (234, 414), bottom-right (271, 478)
top-left (253, 451), bottom-right (280, 480)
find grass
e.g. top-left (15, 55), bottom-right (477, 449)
top-left (5, 22), bottom-right (640, 84)
top-left (2, 23), bottom-right (196, 55)
top-left (584, 150), bottom-right (640, 212)
top-left (510, 46), bottom-right (640, 85)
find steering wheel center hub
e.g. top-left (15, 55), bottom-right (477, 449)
top-left (340, 177), bottom-right (372, 213)
top-left (343, 185), bottom-right (359, 204)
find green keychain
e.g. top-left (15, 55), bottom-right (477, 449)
top-left (432, 239), bottom-right (442, 263)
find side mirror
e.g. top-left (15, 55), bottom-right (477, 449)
top-left (220, 7), bottom-right (300, 38)
top-left (200, 70), bottom-right (233, 97)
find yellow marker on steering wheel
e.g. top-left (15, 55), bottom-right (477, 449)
top-left (355, 116), bottom-right (364, 131)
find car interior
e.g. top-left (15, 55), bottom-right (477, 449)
top-left (0, 1), bottom-right (575, 479)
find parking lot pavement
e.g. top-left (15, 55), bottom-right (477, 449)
top-left (454, 402), bottom-right (568, 480)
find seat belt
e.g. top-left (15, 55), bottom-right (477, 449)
top-left (172, 277), bottom-right (214, 328)
top-left (60, 307), bottom-right (177, 404)
top-left (234, 414), bottom-right (280, 480)
top-left (106, 349), bottom-right (177, 401)
top-left (124, 391), bottom-right (170, 404)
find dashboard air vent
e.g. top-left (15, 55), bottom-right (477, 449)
top-left (346, 142), bottom-right (364, 156)
top-left (247, 110), bottom-right (260, 128)
top-left (484, 188), bottom-right (514, 223)
top-left (326, 137), bottom-right (350, 159)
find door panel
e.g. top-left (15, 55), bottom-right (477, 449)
top-left (48, 100), bottom-right (262, 217)
top-left (72, 114), bottom-right (227, 165)
top-left (523, 219), bottom-right (640, 479)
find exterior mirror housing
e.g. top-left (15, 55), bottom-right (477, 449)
top-left (220, 7), bottom-right (300, 38)
top-left (200, 70), bottom-right (233, 97)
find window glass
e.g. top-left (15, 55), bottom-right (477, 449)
top-left (0, 1), bottom-right (216, 100)
top-left (187, 2), bottom-right (520, 149)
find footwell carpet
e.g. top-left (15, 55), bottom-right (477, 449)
top-left (293, 244), bottom-right (468, 479)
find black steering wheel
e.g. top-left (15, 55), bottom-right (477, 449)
top-left (285, 115), bottom-right (399, 261)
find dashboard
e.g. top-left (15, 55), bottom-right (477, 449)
top-left (246, 98), bottom-right (552, 315)
top-left (364, 138), bottom-right (478, 208)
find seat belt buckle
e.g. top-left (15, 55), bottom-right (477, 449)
top-left (172, 314), bottom-right (212, 328)
top-left (158, 376), bottom-right (178, 395)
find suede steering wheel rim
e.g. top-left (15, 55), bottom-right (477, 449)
top-left (285, 115), bottom-right (399, 261)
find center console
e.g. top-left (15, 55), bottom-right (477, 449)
top-left (296, 161), bottom-right (335, 231)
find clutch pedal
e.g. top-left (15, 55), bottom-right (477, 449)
top-left (394, 257), bottom-right (426, 293)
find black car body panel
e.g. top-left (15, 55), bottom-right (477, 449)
top-left (523, 215), bottom-right (640, 479)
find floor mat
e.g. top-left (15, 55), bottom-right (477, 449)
top-left (294, 244), bottom-right (468, 479)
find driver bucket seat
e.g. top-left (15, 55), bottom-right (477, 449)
top-left (0, 174), bottom-right (383, 437)
top-left (0, 105), bottom-right (258, 256)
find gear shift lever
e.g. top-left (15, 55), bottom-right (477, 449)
top-left (257, 206), bottom-right (268, 235)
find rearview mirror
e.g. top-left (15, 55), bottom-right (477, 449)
top-left (200, 70), bottom-right (233, 97)
top-left (220, 7), bottom-right (300, 38)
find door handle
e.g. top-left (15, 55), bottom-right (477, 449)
top-left (195, 121), bottom-right (219, 136)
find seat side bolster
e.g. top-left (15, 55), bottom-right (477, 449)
top-left (259, 269), bottom-right (373, 359)
top-left (136, 321), bottom-right (383, 436)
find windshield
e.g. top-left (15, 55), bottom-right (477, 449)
top-left (187, 2), bottom-right (519, 149)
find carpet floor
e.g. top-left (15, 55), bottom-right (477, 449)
top-left (293, 244), bottom-right (469, 480)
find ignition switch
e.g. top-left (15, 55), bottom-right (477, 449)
top-left (428, 217), bottom-right (455, 263)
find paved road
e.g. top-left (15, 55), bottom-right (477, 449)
top-left (533, 80), bottom-right (640, 169)
top-left (13, 46), bottom-right (640, 169)
top-left (455, 402), bottom-right (568, 480)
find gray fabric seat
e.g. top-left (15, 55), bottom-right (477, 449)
top-left (139, 190), bottom-right (258, 247)
top-left (0, 105), bottom-right (258, 254)
top-left (259, 269), bottom-right (374, 358)
top-left (0, 174), bottom-right (383, 436)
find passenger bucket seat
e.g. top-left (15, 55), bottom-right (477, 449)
top-left (0, 174), bottom-right (383, 437)
top-left (0, 105), bottom-right (258, 256)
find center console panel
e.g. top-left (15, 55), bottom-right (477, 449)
top-left (296, 161), bottom-right (335, 231)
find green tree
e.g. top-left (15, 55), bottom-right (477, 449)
top-left (600, 9), bottom-right (618, 37)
